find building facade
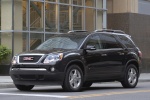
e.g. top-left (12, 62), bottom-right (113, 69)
top-left (107, 0), bottom-right (150, 72)
top-left (0, 0), bottom-right (107, 56)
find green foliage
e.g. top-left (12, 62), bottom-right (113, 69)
top-left (0, 45), bottom-right (11, 64)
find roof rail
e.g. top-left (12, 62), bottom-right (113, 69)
top-left (94, 29), bottom-right (125, 34)
top-left (68, 30), bottom-right (88, 33)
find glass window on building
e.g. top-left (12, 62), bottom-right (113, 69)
top-left (30, 1), bottom-right (44, 32)
top-left (0, 1), bottom-right (1, 44)
top-left (73, 0), bottom-right (82, 5)
top-left (45, 33), bottom-right (56, 40)
top-left (60, 0), bottom-right (69, 4)
top-left (97, 0), bottom-right (103, 9)
top-left (73, 7), bottom-right (83, 30)
top-left (0, 0), bottom-right (13, 52)
top-left (96, 10), bottom-right (103, 29)
top-left (59, 5), bottom-right (69, 33)
top-left (85, 8), bottom-right (95, 32)
top-left (1, 0), bottom-right (13, 31)
top-left (30, 33), bottom-right (44, 50)
top-left (45, 3), bottom-right (57, 32)
top-left (85, 0), bottom-right (95, 7)
top-left (14, 32), bottom-right (24, 54)
top-left (0, 0), bottom-right (1, 30)
top-left (46, 0), bottom-right (56, 2)
top-left (23, 0), bottom-right (27, 31)
top-left (22, 32), bottom-right (29, 52)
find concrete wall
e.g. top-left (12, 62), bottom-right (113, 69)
top-left (108, 13), bottom-right (150, 73)
top-left (107, 0), bottom-right (138, 13)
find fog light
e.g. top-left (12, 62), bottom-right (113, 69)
top-left (51, 67), bottom-right (55, 72)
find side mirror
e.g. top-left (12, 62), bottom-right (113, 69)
top-left (85, 45), bottom-right (96, 50)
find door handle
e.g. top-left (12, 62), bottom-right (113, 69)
top-left (101, 54), bottom-right (107, 56)
top-left (118, 52), bottom-right (124, 55)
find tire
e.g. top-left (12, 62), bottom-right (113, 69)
top-left (15, 84), bottom-right (34, 91)
top-left (62, 65), bottom-right (83, 92)
top-left (83, 82), bottom-right (93, 88)
top-left (121, 64), bottom-right (139, 88)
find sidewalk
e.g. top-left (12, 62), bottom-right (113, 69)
top-left (0, 73), bottom-right (150, 88)
top-left (0, 76), bottom-right (14, 88)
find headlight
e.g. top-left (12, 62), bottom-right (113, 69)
top-left (43, 53), bottom-right (63, 65)
top-left (12, 56), bottom-right (17, 65)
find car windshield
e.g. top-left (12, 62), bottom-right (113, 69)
top-left (36, 34), bottom-right (86, 50)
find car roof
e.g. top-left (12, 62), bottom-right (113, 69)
top-left (48, 30), bottom-right (130, 38)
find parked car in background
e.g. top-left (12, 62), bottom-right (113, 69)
top-left (10, 29), bottom-right (142, 92)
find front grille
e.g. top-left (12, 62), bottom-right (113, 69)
top-left (19, 55), bottom-right (42, 63)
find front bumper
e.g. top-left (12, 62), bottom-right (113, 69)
top-left (10, 66), bottom-right (65, 85)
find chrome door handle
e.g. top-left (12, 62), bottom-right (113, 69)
top-left (118, 52), bottom-right (124, 55)
top-left (101, 54), bottom-right (107, 56)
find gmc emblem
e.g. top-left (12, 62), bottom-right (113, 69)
top-left (23, 57), bottom-right (34, 61)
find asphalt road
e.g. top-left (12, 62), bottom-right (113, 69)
top-left (0, 82), bottom-right (150, 100)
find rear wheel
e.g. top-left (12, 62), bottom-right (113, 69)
top-left (121, 64), bottom-right (139, 88)
top-left (15, 84), bottom-right (34, 91)
top-left (62, 65), bottom-right (83, 92)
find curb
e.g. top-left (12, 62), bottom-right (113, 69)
top-left (0, 83), bottom-right (15, 89)
top-left (0, 79), bottom-right (150, 89)
top-left (139, 79), bottom-right (150, 82)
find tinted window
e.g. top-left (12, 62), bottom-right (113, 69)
top-left (86, 35), bottom-right (102, 49)
top-left (118, 35), bottom-right (135, 48)
top-left (100, 34), bottom-right (122, 49)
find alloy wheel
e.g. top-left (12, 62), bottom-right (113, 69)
top-left (128, 68), bottom-right (137, 86)
top-left (69, 69), bottom-right (81, 89)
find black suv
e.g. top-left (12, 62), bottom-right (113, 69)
top-left (10, 29), bottom-right (142, 92)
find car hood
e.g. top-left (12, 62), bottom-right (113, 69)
top-left (18, 49), bottom-right (75, 55)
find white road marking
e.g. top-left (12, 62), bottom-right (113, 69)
top-left (0, 93), bottom-right (69, 98)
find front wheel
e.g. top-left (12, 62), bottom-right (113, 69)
top-left (121, 64), bottom-right (139, 88)
top-left (15, 84), bottom-right (34, 91)
top-left (62, 65), bottom-right (83, 92)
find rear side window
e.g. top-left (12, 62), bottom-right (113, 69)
top-left (118, 35), bottom-right (135, 48)
top-left (99, 34), bottom-right (122, 49)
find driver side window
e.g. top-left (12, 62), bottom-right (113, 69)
top-left (86, 35), bottom-right (102, 49)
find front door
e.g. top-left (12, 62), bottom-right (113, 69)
top-left (83, 34), bottom-right (103, 79)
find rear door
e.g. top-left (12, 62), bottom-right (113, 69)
top-left (97, 33), bottom-right (126, 78)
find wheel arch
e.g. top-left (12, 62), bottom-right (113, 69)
top-left (126, 59), bottom-right (139, 75)
top-left (65, 60), bottom-right (85, 76)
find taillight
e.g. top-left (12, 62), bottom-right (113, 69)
top-left (138, 50), bottom-right (142, 58)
